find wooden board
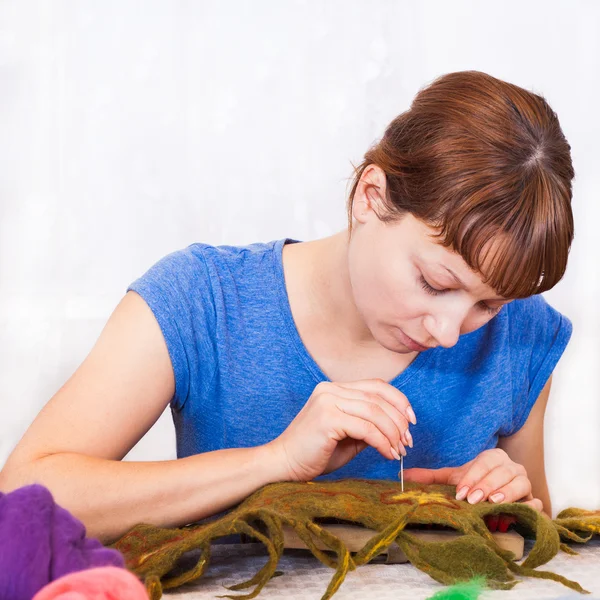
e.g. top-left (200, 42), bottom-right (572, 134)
top-left (281, 524), bottom-right (524, 563)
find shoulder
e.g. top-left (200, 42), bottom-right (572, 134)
top-left (464, 294), bottom-right (572, 410)
top-left (132, 239), bottom-right (284, 287)
top-left (458, 295), bottom-right (571, 363)
top-left (127, 238), bottom-right (295, 335)
top-left (505, 294), bottom-right (569, 327)
top-left (125, 240), bottom-right (286, 411)
top-left (503, 295), bottom-right (572, 352)
top-left (499, 296), bottom-right (571, 435)
top-left (194, 239), bottom-right (282, 271)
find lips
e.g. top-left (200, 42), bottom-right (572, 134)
top-left (397, 329), bottom-right (431, 352)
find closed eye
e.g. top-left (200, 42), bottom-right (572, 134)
top-left (419, 275), bottom-right (449, 295)
top-left (478, 302), bottom-right (502, 316)
top-left (420, 275), bottom-right (502, 316)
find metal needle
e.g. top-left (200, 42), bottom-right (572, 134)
top-left (400, 454), bottom-right (404, 492)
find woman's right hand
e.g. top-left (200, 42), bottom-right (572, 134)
top-left (266, 379), bottom-right (417, 482)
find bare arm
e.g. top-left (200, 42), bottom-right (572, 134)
top-left (0, 291), bottom-right (285, 544)
top-left (498, 375), bottom-right (553, 517)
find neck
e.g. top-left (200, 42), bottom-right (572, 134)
top-left (293, 231), bottom-right (377, 346)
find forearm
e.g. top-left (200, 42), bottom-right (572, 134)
top-left (0, 443), bottom-right (285, 544)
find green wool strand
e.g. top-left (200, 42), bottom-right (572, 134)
top-left (426, 577), bottom-right (487, 600)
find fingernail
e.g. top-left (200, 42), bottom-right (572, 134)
top-left (490, 493), bottom-right (505, 504)
top-left (405, 429), bottom-right (413, 448)
top-left (398, 443), bottom-right (407, 457)
top-left (456, 486), bottom-right (470, 501)
top-left (390, 446), bottom-right (401, 460)
top-left (407, 406), bottom-right (417, 425)
top-left (468, 489), bottom-right (484, 504)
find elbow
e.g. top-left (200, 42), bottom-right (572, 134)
top-left (0, 454), bottom-right (53, 494)
top-left (0, 462), bottom-right (24, 494)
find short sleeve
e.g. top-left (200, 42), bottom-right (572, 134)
top-left (126, 245), bottom-right (217, 411)
top-left (500, 295), bottom-right (572, 437)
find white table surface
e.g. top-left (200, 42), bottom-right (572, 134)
top-left (164, 538), bottom-right (600, 600)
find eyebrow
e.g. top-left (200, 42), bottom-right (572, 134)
top-left (439, 264), bottom-right (507, 302)
top-left (440, 265), bottom-right (467, 288)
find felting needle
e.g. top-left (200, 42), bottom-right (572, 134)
top-left (400, 454), bottom-right (404, 492)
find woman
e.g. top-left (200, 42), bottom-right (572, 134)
top-left (0, 71), bottom-right (574, 544)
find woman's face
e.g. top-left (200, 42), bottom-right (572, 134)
top-left (347, 168), bottom-right (512, 354)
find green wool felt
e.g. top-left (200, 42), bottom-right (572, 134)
top-left (426, 577), bottom-right (487, 600)
top-left (110, 479), bottom-right (600, 600)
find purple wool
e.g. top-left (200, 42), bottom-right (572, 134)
top-left (0, 484), bottom-right (124, 600)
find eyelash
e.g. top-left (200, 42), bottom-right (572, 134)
top-left (419, 275), bottom-right (501, 316)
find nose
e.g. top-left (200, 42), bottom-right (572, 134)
top-left (422, 311), bottom-right (462, 349)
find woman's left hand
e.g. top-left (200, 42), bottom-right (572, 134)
top-left (402, 447), bottom-right (544, 512)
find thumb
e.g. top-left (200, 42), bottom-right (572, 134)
top-left (402, 466), bottom-right (460, 485)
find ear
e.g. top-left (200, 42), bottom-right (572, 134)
top-left (352, 164), bottom-right (388, 225)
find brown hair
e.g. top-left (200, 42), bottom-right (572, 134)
top-left (346, 70), bottom-right (575, 299)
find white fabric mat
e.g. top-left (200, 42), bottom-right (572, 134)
top-left (165, 539), bottom-right (600, 600)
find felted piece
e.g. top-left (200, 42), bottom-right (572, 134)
top-left (110, 479), bottom-right (600, 600)
top-left (0, 484), bottom-right (125, 600)
top-left (32, 566), bottom-right (149, 600)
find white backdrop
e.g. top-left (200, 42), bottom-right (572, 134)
top-left (0, 0), bottom-right (598, 516)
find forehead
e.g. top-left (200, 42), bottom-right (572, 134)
top-left (405, 215), bottom-right (508, 300)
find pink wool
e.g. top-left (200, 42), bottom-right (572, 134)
top-left (32, 567), bottom-right (148, 600)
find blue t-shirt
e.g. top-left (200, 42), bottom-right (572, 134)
top-left (127, 238), bottom-right (572, 481)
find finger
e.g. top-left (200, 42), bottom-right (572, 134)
top-left (335, 397), bottom-right (406, 457)
top-left (322, 438), bottom-right (369, 475)
top-left (336, 379), bottom-right (417, 425)
top-left (520, 498), bottom-right (544, 513)
top-left (460, 464), bottom-right (522, 504)
top-left (402, 467), bottom-right (460, 485)
top-left (334, 412), bottom-right (401, 461)
top-left (485, 474), bottom-right (532, 505)
top-left (454, 449), bottom-right (513, 500)
top-left (332, 386), bottom-right (411, 447)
